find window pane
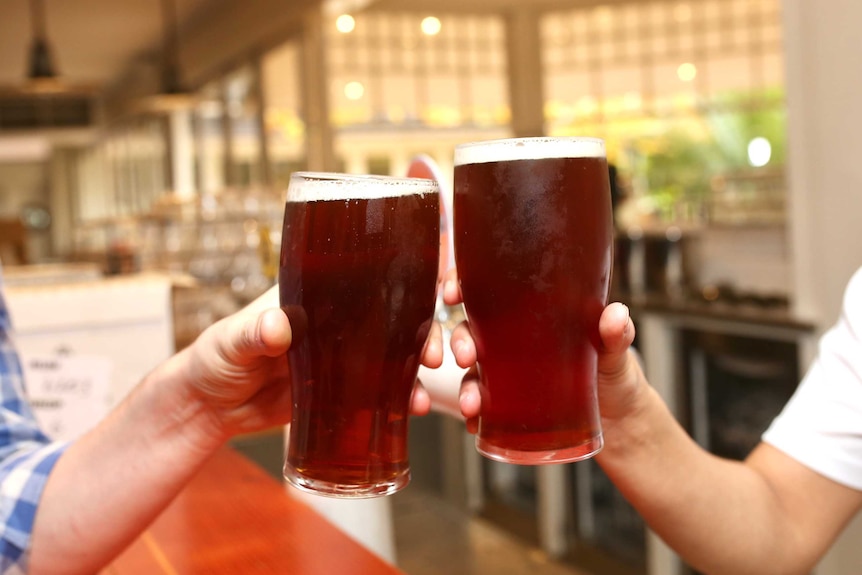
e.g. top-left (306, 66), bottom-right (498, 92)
top-left (709, 56), bottom-right (752, 94)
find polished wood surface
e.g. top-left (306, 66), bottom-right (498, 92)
top-left (104, 447), bottom-right (405, 574)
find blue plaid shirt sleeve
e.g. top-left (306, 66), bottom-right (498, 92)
top-left (0, 271), bottom-right (69, 573)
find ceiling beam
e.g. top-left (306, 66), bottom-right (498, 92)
top-left (176, 0), bottom-right (323, 88)
top-left (102, 0), bottom-right (323, 120)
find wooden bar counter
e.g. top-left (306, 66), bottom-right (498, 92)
top-left (103, 447), bottom-right (405, 574)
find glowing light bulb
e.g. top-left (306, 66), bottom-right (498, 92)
top-left (421, 16), bottom-right (441, 36)
top-left (748, 137), bottom-right (772, 167)
top-left (344, 81), bottom-right (365, 100)
top-left (336, 14), bottom-right (355, 33)
top-left (677, 62), bottom-right (697, 82)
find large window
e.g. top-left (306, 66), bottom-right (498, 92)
top-left (544, 0), bottom-right (783, 127)
top-left (224, 66), bottom-right (265, 188)
top-left (543, 0), bottom-right (786, 225)
top-left (262, 41), bottom-right (306, 190)
top-left (326, 12), bottom-right (508, 129)
top-left (193, 81), bottom-right (227, 195)
top-left (316, 10), bottom-right (510, 183)
top-left (74, 118), bottom-right (166, 222)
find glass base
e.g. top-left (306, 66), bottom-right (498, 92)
top-left (284, 464), bottom-right (411, 499)
top-left (476, 434), bottom-right (604, 465)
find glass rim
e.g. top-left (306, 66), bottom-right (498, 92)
top-left (454, 136), bottom-right (606, 166)
top-left (287, 171), bottom-right (439, 202)
top-left (290, 171), bottom-right (438, 187)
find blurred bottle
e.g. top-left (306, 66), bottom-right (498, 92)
top-left (258, 223), bottom-right (278, 283)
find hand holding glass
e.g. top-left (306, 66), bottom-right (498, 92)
top-left (453, 137), bottom-right (613, 464)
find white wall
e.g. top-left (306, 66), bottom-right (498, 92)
top-left (783, 1), bottom-right (862, 573)
top-left (784, 0), bottom-right (862, 329)
top-left (690, 226), bottom-right (791, 296)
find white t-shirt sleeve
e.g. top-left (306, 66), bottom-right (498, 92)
top-left (762, 267), bottom-right (862, 490)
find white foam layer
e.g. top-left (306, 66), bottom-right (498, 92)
top-left (454, 137), bottom-right (605, 166)
top-left (287, 172), bottom-right (439, 202)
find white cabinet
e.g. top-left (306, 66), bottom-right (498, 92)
top-left (5, 273), bottom-right (175, 436)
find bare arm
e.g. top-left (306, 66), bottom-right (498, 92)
top-left (593, 298), bottom-right (862, 575)
top-left (27, 302), bottom-right (292, 575)
top-left (598, 376), bottom-right (862, 575)
top-left (444, 270), bottom-right (862, 575)
top-left (26, 285), bottom-right (442, 574)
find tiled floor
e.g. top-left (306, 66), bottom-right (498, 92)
top-left (391, 487), bottom-right (589, 575)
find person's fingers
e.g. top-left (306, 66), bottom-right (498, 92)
top-left (450, 322), bottom-right (477, 368)
top-left (421, 321), bottom-right (444, 369)
top-left (257, 308), bottom-right (293, 356)
top-left (225, 366), bottom-right (293, 432)
top-left (459, 366), bottom-right (481, 423)
top-left (219, 307), bottom-right (293, 363)
top-left (465, 416), bottom-right (479, 435)
top-left (597, 302), bottom-right (635, 379)
top-left (442, 268), bottom-right (462, 306)
top-left (599, 302), bottom-right (634, 351)
top-left (410, 381), bottom-right (431, 416)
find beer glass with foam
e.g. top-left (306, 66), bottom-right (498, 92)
top-left (453, 137), bottom-right (613, 464)
top-left (280, 172), bottom-right (440, 497)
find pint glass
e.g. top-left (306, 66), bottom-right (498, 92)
top-left (280, 172), bottom-right (440, 497)
top-left (453, 137), bottom-right (613, 464)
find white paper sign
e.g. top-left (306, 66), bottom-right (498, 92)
top-left (20, 354), bottom-right (113, 442)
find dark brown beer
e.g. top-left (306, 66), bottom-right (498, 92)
top-left (280, 173), bottom-right (440, 497)
top-left (454, 138), bottom-right (612, 464)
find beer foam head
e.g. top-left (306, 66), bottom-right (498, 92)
top-left (454, 137), bottom-right (605, 166)
top-left (287, 172), bottom-right (439, 202)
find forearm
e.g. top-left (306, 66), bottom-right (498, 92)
top-left (27, 347), bottom-right (225, 575)
top-left (597, 384), bottom-right (807, 575)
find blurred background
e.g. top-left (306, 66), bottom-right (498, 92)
top-left (0, 1), bottom-right (861, 574)
top-left (0, 0), bottom-right (791, 288)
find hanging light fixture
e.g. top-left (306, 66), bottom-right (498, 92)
top-left (0, 0), bottom-right (94, 131)
top-left (24, 0), bottom-right (63, 92)
top-left (135, 0), bottom-right (196, 113)
top-left (27, 0), bottom-right (56, 78)
top-left (0, 0), bottom-right (95, 97)
top-left (159, 0), bottom-right (183, 95)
